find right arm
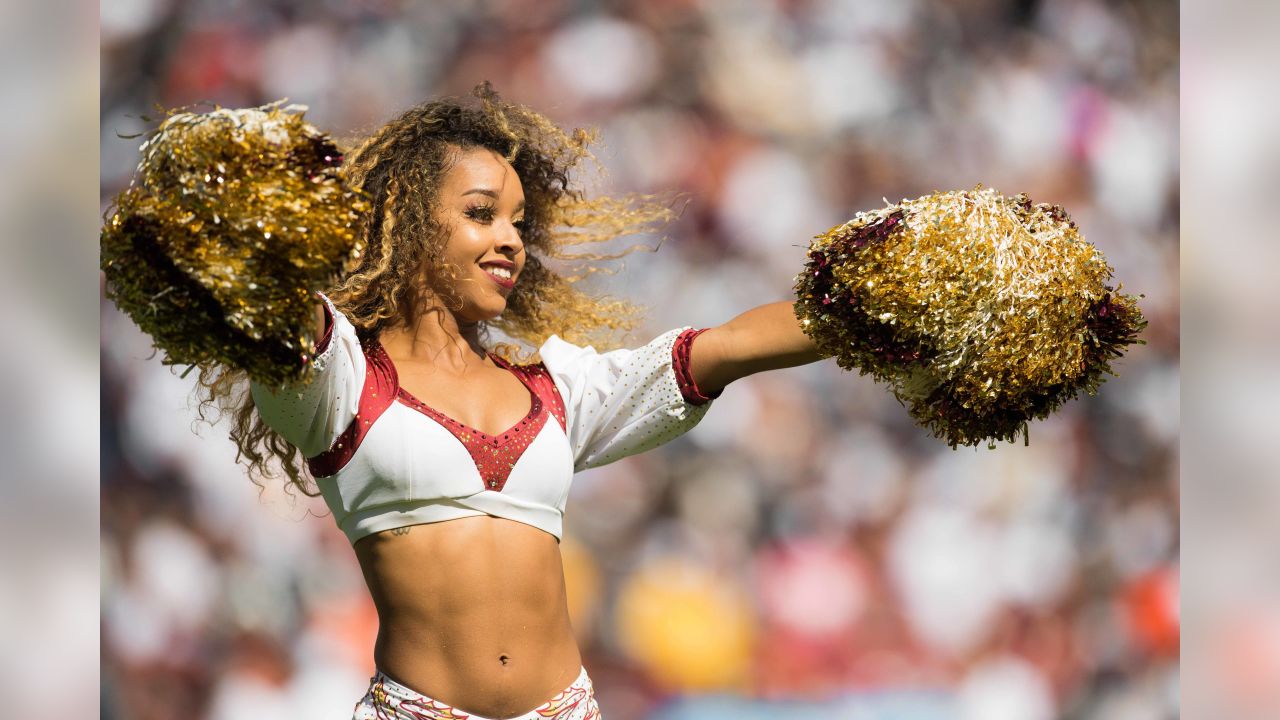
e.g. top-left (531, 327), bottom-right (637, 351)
top-left (250, 294), bottom-right (366, 457)
top-left (314, 302), bottom-right (327, 347)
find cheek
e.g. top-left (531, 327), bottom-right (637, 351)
top-left (443, 226), bottom-right (488, 262)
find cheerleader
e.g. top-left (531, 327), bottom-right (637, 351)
top-left (228, 87), bottom-right (821, 719)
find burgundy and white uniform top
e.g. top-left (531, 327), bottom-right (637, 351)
top-left (250, 295), bottom-right (718, 544)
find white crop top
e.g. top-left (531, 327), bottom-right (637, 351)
top-left (250, 296), bottom-right (718, 544)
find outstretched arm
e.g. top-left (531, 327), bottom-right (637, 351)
top-left (688, 301), bottom-right (826, 396)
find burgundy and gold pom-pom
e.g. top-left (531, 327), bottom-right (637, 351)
top-left (101, 102), bottom-right (367, 386)
top-left (794, 188), bottom-right (1146, 448)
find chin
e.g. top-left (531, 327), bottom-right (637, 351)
top-left (458, 298), bottom-right (509, 324)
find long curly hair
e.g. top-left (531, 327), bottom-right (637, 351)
top-left (214, 84), bottom-right (673, 495)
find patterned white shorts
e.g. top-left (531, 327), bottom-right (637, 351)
top-left (352, 666), bottom-right (601, 720)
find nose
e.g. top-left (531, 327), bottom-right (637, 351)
top-left (495, 220), bottom-right (523, 256)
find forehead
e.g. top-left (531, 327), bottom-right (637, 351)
top-left (440, 147), bottom-right (524, 197)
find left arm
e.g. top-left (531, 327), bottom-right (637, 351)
top-left (689, 301), bottom-right (827, 396)
top-left (540, 306), bottom-right (823, 470)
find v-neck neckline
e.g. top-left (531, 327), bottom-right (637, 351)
top-left (374, 341), bottom-right (541, 447)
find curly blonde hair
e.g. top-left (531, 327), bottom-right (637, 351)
top-left (217, 83), bottom-right (673, 495)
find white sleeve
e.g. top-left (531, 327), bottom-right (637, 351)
top-left (540, 328), bottom-right (715, 472)
top-left (249, 294), bottom-right (366, 458)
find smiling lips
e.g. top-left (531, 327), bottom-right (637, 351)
top-left (480, 261), bottom-right (516, 290)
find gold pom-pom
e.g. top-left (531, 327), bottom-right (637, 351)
top-left (101, 102), bottom-right (368, 386)
top-left (795, 187), bottom-right (1146, 448)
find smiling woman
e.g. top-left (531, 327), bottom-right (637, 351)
top-left (224, 84), bottom-right (678, 500)
top-left (108, 83), bottom-right (826, 719)
top-left (423, 147), bottom-right (528, 321)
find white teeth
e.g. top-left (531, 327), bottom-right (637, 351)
top-left (485, 266), bottom-right (512, 280)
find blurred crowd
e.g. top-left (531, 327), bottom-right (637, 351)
top-left (100, 1), bottom-right (1178, 718)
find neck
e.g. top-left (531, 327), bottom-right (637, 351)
top-left (380, 303), bottom-right (486, 369)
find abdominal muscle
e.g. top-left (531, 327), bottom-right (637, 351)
top-left (353, 515), bottom-right (583, 719)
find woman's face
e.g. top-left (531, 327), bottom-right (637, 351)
top-left (430, 146), bottom-right (527, 324)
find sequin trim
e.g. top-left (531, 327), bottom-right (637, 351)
top-left (309, 340), bottom-right (572, 492)
top-left (671, 328), bottom-right (721, 406)
top-left (306, 340), bottom-right (397, 478)
top-left (397, 353), bottom-right (547, 493)
top-left (495, 357), bottom-right (568, 433)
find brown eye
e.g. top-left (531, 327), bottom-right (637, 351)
top-left (512, 218), bottom-right (527, 235)
top-left (465, 205), bottom-right (496, 222)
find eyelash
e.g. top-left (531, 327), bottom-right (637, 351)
top-left (465, 204), bottom-right (495, 222)
top-left (465, 204), bottom-right (526, 233)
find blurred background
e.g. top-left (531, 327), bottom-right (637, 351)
top-left (97, 1), bottom-right (1179, 718)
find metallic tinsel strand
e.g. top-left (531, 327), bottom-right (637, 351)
top-left (101, 102), bottom-right (368, 386)
top-left (794, 187), bottom-right (1146, 448)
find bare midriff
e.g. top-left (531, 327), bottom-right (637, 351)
top-left (353, 515), bottom-right (583, 719)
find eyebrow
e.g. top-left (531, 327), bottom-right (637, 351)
top-left (462, 188), bottom-right (525, 210)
